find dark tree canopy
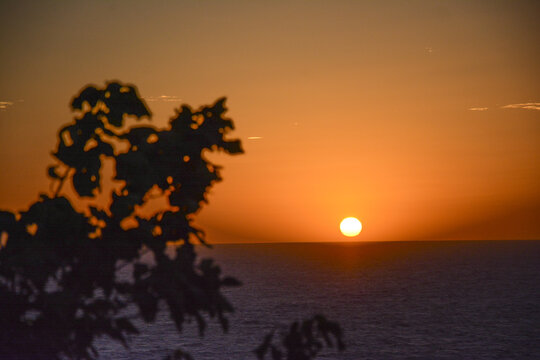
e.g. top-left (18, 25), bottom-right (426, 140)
top-left (0, 81), bottom-right (344, 360)
top-left (0, 81), bottom-right (243, 359)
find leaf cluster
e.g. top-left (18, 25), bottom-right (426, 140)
top-left (0, 81), bottom-right (242, 359)
top-left (255, 315), bottom-right (345, 360)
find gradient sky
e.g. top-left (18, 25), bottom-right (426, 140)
top-left (1, 0), bottom-right (539, 243)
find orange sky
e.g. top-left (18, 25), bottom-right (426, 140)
top-left (1, 1), bottom-right (539, 243)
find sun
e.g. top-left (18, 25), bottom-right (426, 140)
top-left (340, 217), bottom-right (362, 237)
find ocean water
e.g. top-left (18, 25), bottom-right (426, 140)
top-left (95, 241), bottom-right (540, 359)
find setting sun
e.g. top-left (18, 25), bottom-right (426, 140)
top-left (340, 217), bottom-right (363, 237)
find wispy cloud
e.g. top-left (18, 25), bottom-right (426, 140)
top-left (469, 107), bottom-right (488, 111)
top-left (144, 95), bottom-right (182, 102)
top-left (0, 99), bottom-right (24, 111)
top-left (501, 102), bottom-right (540, 111)
top-left (247, 136), bottom-right (263, 140)
top-left (0, 101), bottom-right (14, 111)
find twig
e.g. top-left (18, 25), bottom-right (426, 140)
top-left (54, 167), bottom-right (73, 197)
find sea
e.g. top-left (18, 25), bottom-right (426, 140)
top-left (95, 241), bottom-right (540, 359)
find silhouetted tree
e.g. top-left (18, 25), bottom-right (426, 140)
top-left (255, 315), bottom-right (345, 360)
top-left (0, 81), bottom-right (344, 359)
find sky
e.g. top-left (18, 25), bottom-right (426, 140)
top-left (0, 0), bottom-right (539, 243)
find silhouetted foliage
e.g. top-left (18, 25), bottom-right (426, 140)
top-left (0, 81), bottom-right (242, 359)
top-left (255, 315), bottom-right (345, 360)
top-left (0, 81), bottom-right (344, 360)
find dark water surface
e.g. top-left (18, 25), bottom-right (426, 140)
top-left (95, 241), bottom-right (540, 359)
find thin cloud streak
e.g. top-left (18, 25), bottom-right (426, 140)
top-left (501, 102), bottom-right (540, 111)
top-left (144, 95), bottom-right (182, 102)
top-left (0, 100), bottom-right (24, 112)
top-left (0, 101), bottom-right (14, 111)
top-left (469, 107), bottom-right (488, 111)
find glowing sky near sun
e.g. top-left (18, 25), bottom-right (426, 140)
top-left (0, 0), bottom-right (539, 243)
